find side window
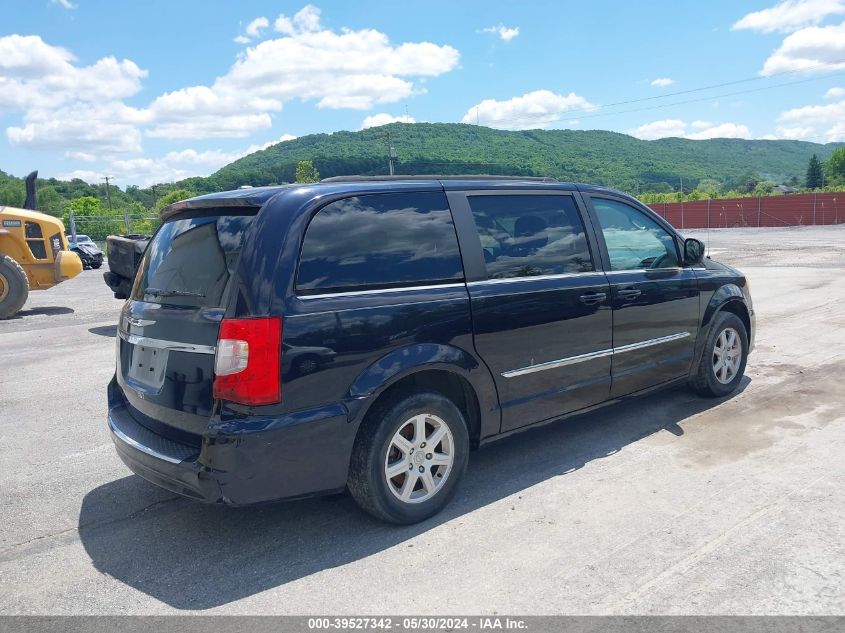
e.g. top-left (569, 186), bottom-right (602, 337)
top-left (467, 194), bottom-right (594, 279)
top-left (591, 198), bottom-right (680, 271)
top-left (297, 192), bottom-right (463, 293)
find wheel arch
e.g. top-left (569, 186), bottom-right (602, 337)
top-left (348, 344), bottom-right (496, 450)
top-left (690, 286), bottom-right (752, 376)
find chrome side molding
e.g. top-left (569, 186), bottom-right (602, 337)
top-left (502, 332), bottom-right (691, 378)
top-left (502, 348), bottom-right (614, 378)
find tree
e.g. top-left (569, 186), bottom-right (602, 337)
top-left (736, 171), bottom-right (760, 194)
top-left (826, 147), bottom-right (845, 186)
top-left (295, 160), bottom-right (320, 183)
top-left (152, 188), bottom-right (196, 214)
top-left (695, 178), bottom-right (722, 196)
top-left (62, 196), bottom-right (125, 240)
top-left (753, 180), bottom-right (775, 196)
top-left (806, 154), bottom-right (824, 189)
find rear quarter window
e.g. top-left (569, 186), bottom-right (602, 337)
top-left (297, 192), bottom-right (464, 293)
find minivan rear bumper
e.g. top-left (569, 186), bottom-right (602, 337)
top-left (107, 385), bottom-right (356, 505)
top-left (108, 407), bottom-right (221, 502)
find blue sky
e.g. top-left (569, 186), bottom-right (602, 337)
top-left (2, 0), bottom-right (845, 187)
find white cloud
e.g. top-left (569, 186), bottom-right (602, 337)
top-left (2, 7), bottom-right (459, 181)
top-left (50, 0), bottom-right (76, 9)
top-left (58, 134), bottom-right (299, 187)
top-left (776, 96), bottom-right (845, 140)
top-left (687, 122), bottom-right (752, 139)
top-left (461, 90), bottom-right (594, 130)
top-left (650, 77), bottom-right (674, 87)
top-left (235, 16), bottom-right (270, 43)
top-left (629, 119), bottom-right (688, 140)
top-left (360, 113), bottom-right (416, 129)
top-left (274, 5), bottom-right (323, 35)
top-left (760, 20), bottom-right (845, 74)
top-left (0, 35), bottom-right (146, 112)
top-left (481, 25), bottom-right (520, 42)
top-left (245, 16), bottom-right (269, 38)
top-left (146, 5), bottom-right (459, 138)
top-left (732, 0), bottom-right (845, 33)
top-left (824, 86), bottom-right (845, 98)
top-left (629, 119), bottom-right (751, 140)
top-left (8, 101), bottom-right (150, 152)
top-left (65, 151), bottom-right (96, 162)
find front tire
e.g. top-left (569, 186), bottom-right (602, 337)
top-left (0, 254), bottom-right (29, 319)
top-left (348, 391), bottom-right (469, 524)
top-left (689, 312), bottom-right (748, 397)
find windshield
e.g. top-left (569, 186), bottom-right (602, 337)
top-left (130, 212), bottom-right (256, 308)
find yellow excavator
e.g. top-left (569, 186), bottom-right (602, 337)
top-left (0, 171), bottom-right (82, 318)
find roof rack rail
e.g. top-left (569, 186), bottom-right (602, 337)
top-left (319, 174), bottom-right (559, 183)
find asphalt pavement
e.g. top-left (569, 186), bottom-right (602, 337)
top-left (1, 225), bottom-right (843, 614)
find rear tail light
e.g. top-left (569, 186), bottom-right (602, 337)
top-left (213, 317), bottom-right (282, 406)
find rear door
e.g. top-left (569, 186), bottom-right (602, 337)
top-left (115, 209), bottom-right (257, 438)
top-left (584, 194), bottom-right (700, 397)
top-left (449, 190), bottom-right (612, 433)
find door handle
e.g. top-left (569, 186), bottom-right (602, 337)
top-left (617, 288), bottom-right (642, 301)
top-left (579, 292), bottom-right (607, 305)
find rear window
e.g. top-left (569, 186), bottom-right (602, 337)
top-left (297, 192), bottom-right (463, 293)
top-left (467, 194), bottom-right (594, 279)
top-left (131, 212), bottom-right (255, 308)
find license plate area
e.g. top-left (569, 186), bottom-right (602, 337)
top-left (127, 344), bottom-right (169, 390)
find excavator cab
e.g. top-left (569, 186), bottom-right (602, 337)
top-left (0, 171), bottom-right (82, 318)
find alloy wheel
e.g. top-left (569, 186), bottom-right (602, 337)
top-left (384, 413), bottom-right (455, 504)
top-left (713, 327), bottom-right (742, 385)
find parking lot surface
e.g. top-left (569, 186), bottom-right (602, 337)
top-left (1, 225), bottom-right (844, 614)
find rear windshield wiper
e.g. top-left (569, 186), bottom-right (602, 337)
top-left (143, 287), bottom-right (206, 299)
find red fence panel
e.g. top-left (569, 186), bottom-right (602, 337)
top-left (646, 192), bottom-right (845, 229)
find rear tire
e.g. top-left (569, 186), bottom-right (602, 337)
top-left (0, 254), bottom-right (29, 319)
top-left (689, 312), bottom-right (748, 397)
top-left (348, 391), bottom-right (469, 524)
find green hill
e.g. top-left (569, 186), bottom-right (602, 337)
top-left (2, 123), bottom-right (843, 218)
top-left (200, 123), bottom-right (843, 194)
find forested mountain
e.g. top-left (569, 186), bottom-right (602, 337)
top-left (206, 124), bottom-right (843, 194)
top-left (2, 123), bottom-right (843, 217)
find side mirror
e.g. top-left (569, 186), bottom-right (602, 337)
top-left (684, 238), bottom-right (705, 265)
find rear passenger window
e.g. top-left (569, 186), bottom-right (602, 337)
top-left (467, 194), bottom-right (594, 279)
top-left (297, 192), bottom-right (463, 293)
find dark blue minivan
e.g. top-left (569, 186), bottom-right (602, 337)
top-left (108, 176), bottom-right (754, 523)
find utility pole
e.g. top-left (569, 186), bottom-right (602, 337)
top-left (102, 176), bottom-right (114, 214)
top-left (103, 175), bottom-right (128, 233)
top-left (385, 132), bottom-right (396, 176)
top-left (476, 106), bottom-right (480, 126)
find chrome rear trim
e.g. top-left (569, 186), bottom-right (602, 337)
top-left (117, 329), bottom-right (216, 354)
top-left (108, 415), bottom-right (183, 464)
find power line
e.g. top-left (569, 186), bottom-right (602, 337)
top-left (474, 61), bottom-right (845, 127)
